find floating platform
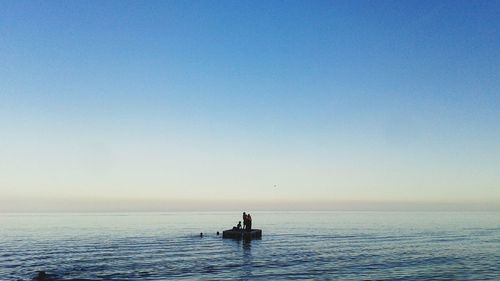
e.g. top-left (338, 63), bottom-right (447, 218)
top-left (222, 229), bottom-right (262, 239)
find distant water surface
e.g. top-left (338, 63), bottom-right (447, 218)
top-left (1, 211), bottom-right (499, 280)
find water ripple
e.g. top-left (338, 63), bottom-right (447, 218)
top-left (1, 212), bottom-right (499, 280)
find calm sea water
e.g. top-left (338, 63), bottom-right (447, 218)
top-left (1, 211), bottom-right (499, 280)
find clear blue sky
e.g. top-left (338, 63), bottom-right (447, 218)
top-left (0, 1), bottom-right (499, 211)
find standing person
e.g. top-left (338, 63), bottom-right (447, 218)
top-left (242, 212), bottom-right (247, 230)
top-left (246, 213), bottom-right (252, 231)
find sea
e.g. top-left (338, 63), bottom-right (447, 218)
top-left (1, 211), bottom-right (499, 280)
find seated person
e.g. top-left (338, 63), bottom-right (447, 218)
top-left (232, 221), bottom-right (242, 230)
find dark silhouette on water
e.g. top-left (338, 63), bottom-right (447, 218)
top-left (242, 212), bottom-right (247, 230)
top-left (223, 212), bottom-right (262, 239)
top-left (35, 271), bottom-right (66, 281)
top-left (36, 271), bottom-right (51, 281)
top-left (246, 213), bottom-right (252, 231)
top-left (242, 212), bottom-right (252, 231)
top-left (232, 221), bottom-right (242, 230)
top-left (35, 271), bottom-right (96, 281)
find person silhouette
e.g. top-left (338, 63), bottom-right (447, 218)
top-left (246, 213), bottom-right (252, 231)
top-left (242, 212), bottom-right (247, 230)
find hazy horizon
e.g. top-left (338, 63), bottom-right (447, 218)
top-left (1, 1), bottom-right (499, 212)
top-left (1, 197), bottom-right (499, 212)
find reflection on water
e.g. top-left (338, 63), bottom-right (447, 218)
top-left (242, 239), bottom-right (253, 280)
top-left (0, 211), bottom-right (499, 280)
top-left (242, 238), bottom-right (252, 251)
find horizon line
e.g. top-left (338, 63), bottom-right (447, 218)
top-left (1, 198), bottom-right (499, 212)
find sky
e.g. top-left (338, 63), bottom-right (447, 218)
top-left (0, 0), bottom-right (499, 211)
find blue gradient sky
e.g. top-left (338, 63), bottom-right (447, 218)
top-left (1, 1), bottom-right (499, 210)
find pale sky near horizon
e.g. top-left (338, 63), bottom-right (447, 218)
top-left (1, 1), bottom-right (499, 211)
